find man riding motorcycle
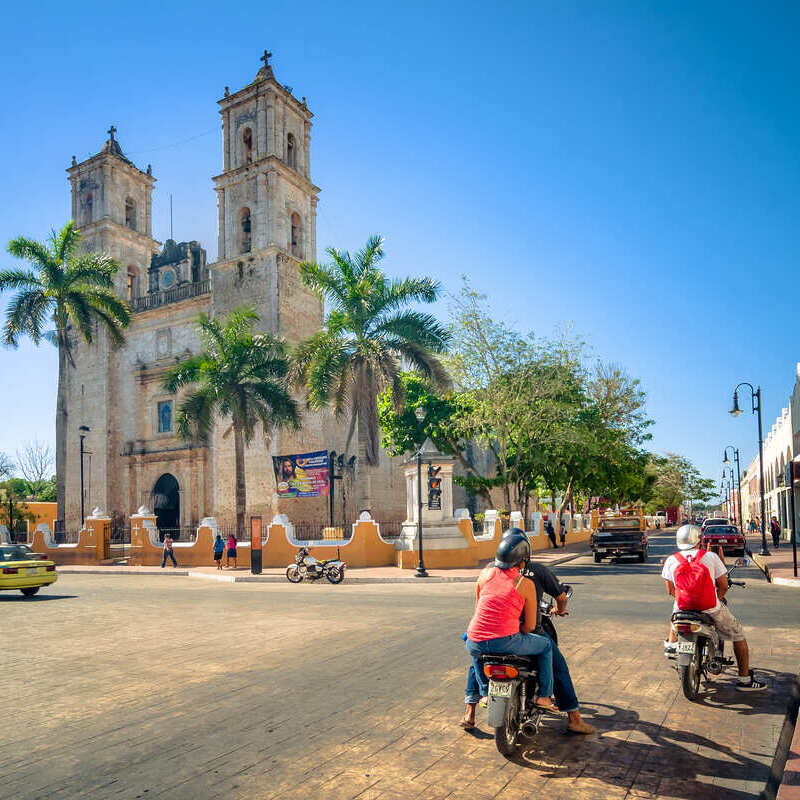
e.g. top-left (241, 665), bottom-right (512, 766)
top-left (461, 529), bottom-right (595, 734)
top-left (662, 524), bottom-right (766, 692)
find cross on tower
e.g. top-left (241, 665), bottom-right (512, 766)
top-left (260, 50), bottom-right (273, 68)
top-left (108, 125), bottom-right (117, 140)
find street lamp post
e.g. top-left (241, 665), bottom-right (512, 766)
top-left (730, 383), bottom-right (770, 556)
top-left (413, 406), bottom-right (429, 578)
top-left (79, 425), bottom-right (90, 528)
top-left (723, 446), bottom-right (744, 536)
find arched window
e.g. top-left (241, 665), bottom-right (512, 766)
top-left (242, 127), bottom-right (253, 164)
top-left (240, 207), bottom-right (251, 254)
top-left (125, 197), bottom-right (137, 230)
top-left (290, 212), bottom-right (301, 257)
top-left (286, 133), bottom-right (296, 169)
top-left (126, 266), bottom-right (139, 301)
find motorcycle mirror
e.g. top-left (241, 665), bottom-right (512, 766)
top-left (564, 584), bottom-right (573, 599)
top-left (734, 557), bottom-right (749, 567)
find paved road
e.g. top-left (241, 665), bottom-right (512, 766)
top-left (1, 531), bottom-right (798, 800)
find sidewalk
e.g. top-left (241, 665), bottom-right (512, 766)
top-left (56, 540), bottom-right (590, 584)
top-left (748, 534), bottom-right (800, 587)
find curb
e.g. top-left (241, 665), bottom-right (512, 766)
top-left (53, 550), bottom-right (591, 585)
top-left (58, 568), bottom-right (190, 576)
top-left (774, 577), bottom-right (800, 588)
top-left (753, 553), bottom-right (773, 583)
top-left (765, 674), bottom-right (800, 800)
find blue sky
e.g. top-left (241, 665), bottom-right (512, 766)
top-left (1, 1), bottom-right (798, 490)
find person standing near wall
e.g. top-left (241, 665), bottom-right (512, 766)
top-left (770, 516), bottom-right (781, 548)
top-left (161, 533), bottom-right (177, 568)
top-left (545, 516), bottom-right (558, 549)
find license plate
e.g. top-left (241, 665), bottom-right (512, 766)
top-left (26, 568), bottom-right (39, 575)
top-left (488, 680), bottom-right (513, 697)
top-left (676, 641), bottom-right (695, 654)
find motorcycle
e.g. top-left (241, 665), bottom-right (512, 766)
top-left (669, 558), bottom-right (748, 701)
top-left (480, 578), bottom-right (573, 756)
top-left (285, 547), bottom-right (346, 584)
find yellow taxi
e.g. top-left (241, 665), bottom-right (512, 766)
top-left (0, 543), bottom-right (57, 597)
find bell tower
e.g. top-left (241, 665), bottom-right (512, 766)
top-left (67, 127), bottom-right (158, 300)
top-left (211, 51), bottom-right (321, 342)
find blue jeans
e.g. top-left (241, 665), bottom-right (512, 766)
top-left (465, 633), bottom-right (554, 702)
top-left (161, 549), bottom-right (177, 567)
top-left (465, 633), bottom-right (579, 713)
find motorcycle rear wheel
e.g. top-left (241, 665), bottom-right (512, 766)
top-left (680, 645), bottom-right (702, 701)
top-left (285, 565), bottom-right (303, 583)
top-left (494, 685), bottom-right (521, 757)
top-left (326, 566), bottom-right (344, 584)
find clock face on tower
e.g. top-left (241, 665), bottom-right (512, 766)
top-left (160, 268), bottom-right (176, 290)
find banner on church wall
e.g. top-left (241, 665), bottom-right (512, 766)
top-left (272, 450), bottom-right (330, 498)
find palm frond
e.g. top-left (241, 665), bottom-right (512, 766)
top-left (372, 310), bottom-right (450, 353)
top-left (0, 269), bottom-right (41, 291)
top-left (175, 387), bottom-right (217, 441)
top-left (51, 221), bottom-right (81, 263)
top-left (163, 355), bottom-right (207, 393)
top-left (7, 237), bottom-right (53, 269)
top-left (3, 290), bottom-right (49, 347)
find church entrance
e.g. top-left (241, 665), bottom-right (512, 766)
top-left (152, 473), bottom-right (180, 539)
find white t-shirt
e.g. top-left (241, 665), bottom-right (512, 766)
top-left (661, 548), bottom-right (727, 612)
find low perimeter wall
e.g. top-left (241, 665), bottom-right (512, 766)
top-left (28, 510), bottom-right (606, 570)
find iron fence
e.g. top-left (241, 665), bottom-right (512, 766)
top-left (379, 520), bottom-right (405, 540)
top-left (291, 521), bottom-right (353, 542)
top-left (158, 526), bottom-right (198, 542)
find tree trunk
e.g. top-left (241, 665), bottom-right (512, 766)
top-left (357, 409), bottom-right (372, 514)
top-left (55, 341), bottom-right (68, 525)
top-left (233, 422), bottom-right (247, 541)
top-left (556, 477), bottom-right (574, 530)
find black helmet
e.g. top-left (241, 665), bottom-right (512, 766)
top-left (495, 528), bottom-right (531, 569)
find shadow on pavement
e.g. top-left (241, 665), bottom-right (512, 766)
top-left (689, 668), bottom-right (796, 716)
top-left (0, 593), bottom-right (78, 602)
top-left (509, 701), bottom-right (771, 799)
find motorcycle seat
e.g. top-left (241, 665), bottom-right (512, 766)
top-left (671, 610), bottom-right (715, 625)
top-left (478, 653), bottom-right (534, 669)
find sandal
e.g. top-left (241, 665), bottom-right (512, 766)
top-left (535, 697), bottom-right (561, 715)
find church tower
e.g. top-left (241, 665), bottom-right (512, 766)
top-left (211, 50), bottom-right (321, 343)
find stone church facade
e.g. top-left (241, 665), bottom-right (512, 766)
top-left (61, 53), bottom-right (406, 533)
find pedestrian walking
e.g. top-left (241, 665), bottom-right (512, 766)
top-left (226, 532), bottom-right (238, 569)
top-left (545, 516), bottom-right (557, 549)
top-left (770, 516), bottom-right (781, 548)
top-left (559, 521), bottom-right (567, 548)
top-left (213, 534), bottom-right (225, 569)
top-left (161, 533), bottom-right (177, 568)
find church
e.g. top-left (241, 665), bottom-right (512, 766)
top-left (62, 52), bottom-right (406, 534)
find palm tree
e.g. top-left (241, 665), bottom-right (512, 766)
top-left (294, 235), bottom-right (450, 513)
top-left (0, 221), bottom-right (129, 523)
top-left (163, 308), bottom-right (300, 540)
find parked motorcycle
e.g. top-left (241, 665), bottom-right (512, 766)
top-left (481, 579), bottom-right (572, 756)
top-left (669, 558), bottom-right (748, 701)
top-left (285, 547), bottom-right (346, 584)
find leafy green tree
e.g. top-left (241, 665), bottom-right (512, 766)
top-left (294, 235), bottom-right (450, 513)
top-left (645, 453), bottom-right (713, 515)
top-left (0, 222), bottom-right (129, 522)
top-left (0, 480), bottom-right (35, 538)
top-left (163, 308), bottom-right (299, 539)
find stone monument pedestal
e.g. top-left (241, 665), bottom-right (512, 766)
top-left (396, 441), bottom-right (468, 554)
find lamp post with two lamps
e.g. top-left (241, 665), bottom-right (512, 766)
top-left (729, 383), bottom-right (770, 556)
top-left (723, 446), bottom-right (744, 537)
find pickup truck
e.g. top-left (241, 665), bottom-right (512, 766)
top-left (590, 516), bottom-right (648, 563)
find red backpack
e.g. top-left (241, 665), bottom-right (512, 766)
top-left (673, 550), bottom-right (718, 611)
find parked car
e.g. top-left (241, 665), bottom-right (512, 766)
top-left (0, 544), bottom-right (57, 597)
top-left (700, 517), bottom-right (729, 532)
top-left (700, 524), bottom-right (746, 557)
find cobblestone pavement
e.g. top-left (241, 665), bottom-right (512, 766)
top-left (1, 532), bottom-right (797, 799)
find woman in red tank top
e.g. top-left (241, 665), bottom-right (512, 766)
top-left (461, 532), bottom-right (557, 729)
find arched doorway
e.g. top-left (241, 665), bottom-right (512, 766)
top-left (152, 473), bottom-right (180, 539)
